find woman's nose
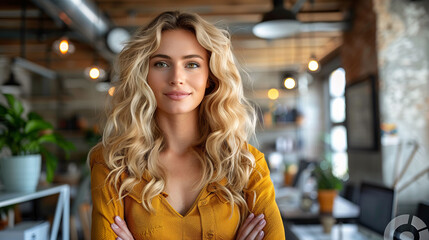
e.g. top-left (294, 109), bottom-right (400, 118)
top-left (170, 67), bottom-right (184, 85)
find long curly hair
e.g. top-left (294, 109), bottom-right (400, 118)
top-left (93, 11), bottom-right (256, 221)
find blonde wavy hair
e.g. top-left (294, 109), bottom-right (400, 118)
top-left (93, 11), bottom-right (256, 221)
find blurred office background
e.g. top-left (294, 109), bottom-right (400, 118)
top-left (0, 0), bottom-right (428, 239)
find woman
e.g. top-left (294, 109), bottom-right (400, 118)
top-left (90, 11), bottom-right (285, 239)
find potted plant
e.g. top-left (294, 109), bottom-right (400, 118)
top-left (283, 162), bottom-right (297, 187)
top-left (0, 93), bottom-right (75, 192)
top-left (313, 162), bottom-right (343, 213)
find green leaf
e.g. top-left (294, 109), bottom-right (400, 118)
top-left (28, 112), bottom-right (43, 120)
top-left (41, 147), bottom-right (57, 183)
top-left (4, 113), bottom-right (16, 125)
top-left (4, 94), bottom-right (23, 116)
top-left (25, 120), bottom-right (53, 134)
top-left (52, 133), bottom-right (76, 158)
top-left (0, 105), bottom-right (7, 117)
top-left (314, 165), bottom-right (343, 191)
top-left (37, 133), bottom-right (75, 159)
top-left (21, 140), bottom-right (40, 154)
top-left (37, 133), bottom-right (57, 144)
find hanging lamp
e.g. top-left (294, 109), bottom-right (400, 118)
top-left (253, 0), bottom-right (301, 39)
top-left (4, 69), bottom-right (20, 87)
top-left (307, 0), bottom-right (319, 72)
top-left (84, 6), bottom-right (106, 81)
top-left (1, 66), bottom-right (22, 95)
top-left (52, 37), bottom-right (75, 56)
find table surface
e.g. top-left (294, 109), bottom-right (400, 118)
top-left (275, 187), bottom-right (360, 221)
top-left (288, 224), bottom-right (384, 240)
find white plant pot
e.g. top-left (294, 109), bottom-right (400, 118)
top-left (0, 154), bottom-right (41, 192)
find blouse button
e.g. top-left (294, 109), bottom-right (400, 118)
top-left (201, 200), bottom-right (208, 205)
top-left (206, 230), bottom-right (214, 239)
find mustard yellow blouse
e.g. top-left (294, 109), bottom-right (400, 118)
top-left (90, 144), bottom-right (285, 239)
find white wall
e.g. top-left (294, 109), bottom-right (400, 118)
top-left (375, 0), bottom-right (429, 215)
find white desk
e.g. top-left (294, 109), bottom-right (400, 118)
top-left (276, 187), bottom-right (360, 221)
top-left (289, 224), bottom-right (383, 240)
top-left (0, 184), bottom-right (70, 240)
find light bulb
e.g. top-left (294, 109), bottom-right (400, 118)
top-left (308, 59), bottom-right (319, 72)
top-left (284, 77), bottom-right (296, 89)
top-left (59, 40), bottom-right (69, 54)
top-left (268, 88), bottom-right (279, 100)
top-left (89, 67), bottom-right (100, 79)
top-left (53, 37), bottom-right (74, 56)
top-left (84, 65), bottom-right (106, 81)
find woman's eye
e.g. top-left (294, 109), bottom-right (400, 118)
top-left (186, 62), bottom-right (200, 68)
top-left (154, 62), bottom-right (168, 68)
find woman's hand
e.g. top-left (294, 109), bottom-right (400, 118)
top-left (236, 213), bottom-right (266, 240)
top-left (111, 216), bottom-right (134, 240)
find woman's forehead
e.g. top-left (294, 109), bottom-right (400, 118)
top-left (152, 29), bottom-right (208, 59)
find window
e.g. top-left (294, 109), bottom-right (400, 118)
top-left (328, 68), bottom-right (348, 179)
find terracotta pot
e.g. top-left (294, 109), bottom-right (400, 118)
top-left (283, 171), bottom-right (295, 186)
top-left (317, 190), bottom-right (337, 213)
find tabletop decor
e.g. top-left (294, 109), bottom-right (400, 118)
top-left (314, 163), bottom-right (343, 214)
top-left (0, 93), bottom-right (74, 192)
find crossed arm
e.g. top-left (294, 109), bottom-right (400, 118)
top-left (111, 212), bottom-right (267, 240)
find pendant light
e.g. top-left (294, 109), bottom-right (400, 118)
top-left (284, 77), bottom-right (296, 89)
top-left (52, 37), bottom-right (75, 56)
top-left (283, 36), bottom-right (297, 90)
top-left (85, 63), bottom-right (106, 81)
top-left (253, 0), bottom-right (301, 39)
top-left (1, 66), bottom-right (21, 95)
top-left (84, 6), bottom-right (106, 81)
top-left (268, 88), bottom-right (279, 100)
top-left (307, 0), bottom-right (319, 72)
top-left (308, 57), bottom-right (319, 72)
top-left (4, 69), bottom-right (19, 87)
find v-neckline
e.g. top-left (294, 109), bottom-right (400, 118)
top-left (160, 185), bottom-right (207, 218)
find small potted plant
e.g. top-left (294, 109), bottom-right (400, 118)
top-left (0, 94), bottom-right (75, 192)
top-left (283, 162), bottom-right (298, 187)
top-left (313, 162), bottom-right (343, 213)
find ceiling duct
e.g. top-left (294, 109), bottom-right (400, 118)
top-left (31, 0), bottom-right (115, 61)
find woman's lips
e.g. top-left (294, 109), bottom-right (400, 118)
top-left (164, 91), bottom-right (191, 100)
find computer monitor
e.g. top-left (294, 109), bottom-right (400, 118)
top-left (358, 182), bottom-right (395, 235)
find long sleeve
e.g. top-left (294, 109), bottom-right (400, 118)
top-left (90, 147), bottom-right (124, 239)
top-left (245, 144), bottom-right (285, 240)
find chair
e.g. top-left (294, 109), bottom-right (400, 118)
top-left (416, 201), bottom-right (429, 227)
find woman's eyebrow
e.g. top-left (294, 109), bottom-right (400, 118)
top-left (150, 54), bottom-right (171, 59)
top-left (150, 54), bottom-right (204, 60)
top-left (183, 54), bottom-right (204, 60)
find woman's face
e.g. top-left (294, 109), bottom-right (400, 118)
top-left (147, 29), bottom-right (209, 116)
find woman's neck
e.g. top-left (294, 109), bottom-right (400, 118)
top-left (156, 110), bottom-right (200, 155)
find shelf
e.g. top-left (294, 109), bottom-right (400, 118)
top-left (0, 185), bottom-right (70, 240)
